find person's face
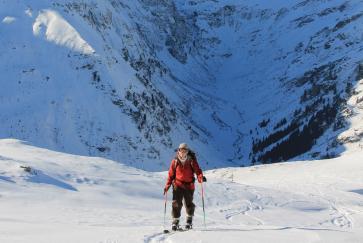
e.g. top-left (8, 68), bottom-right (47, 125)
top-left (178, 148), bottom-right (188, 156)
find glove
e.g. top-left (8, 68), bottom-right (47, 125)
top-left (198, 175), bottom-right (207, 183)
top-left (164, 185), bottom-right (170, 195)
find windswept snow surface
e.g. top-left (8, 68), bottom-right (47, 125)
top-left (0, 139), bottom-right (362, 243)
top-left (32, 9), bottom-right (95, 55)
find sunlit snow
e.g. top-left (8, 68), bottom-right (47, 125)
top-left (0, 139), bottom-right (362, 242)
top-left (2, 16), bottom-right (16, 24)
top-left (33, 9), bottom-right (95, 55)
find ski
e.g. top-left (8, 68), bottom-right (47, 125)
top-left (162, 228), bottom-right (194, 234)
top-left (163, 227), bottom-right (190, 234)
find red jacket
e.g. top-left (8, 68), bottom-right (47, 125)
top-left (165, 154), bottom-right (203, 190)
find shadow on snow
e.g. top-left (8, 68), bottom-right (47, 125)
top-left (26, 169), bottom-right (78, 191)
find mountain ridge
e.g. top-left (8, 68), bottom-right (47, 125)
top-left (1, 0), bottom-right (363, 170)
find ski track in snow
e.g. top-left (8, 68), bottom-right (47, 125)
top-left (144, 177), bottom-right (356, 242)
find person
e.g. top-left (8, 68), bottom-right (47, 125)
top-left (164, 143), bottom-right (206, 230)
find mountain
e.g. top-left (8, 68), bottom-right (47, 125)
top-left (1, 0), bottom-right (363, 170)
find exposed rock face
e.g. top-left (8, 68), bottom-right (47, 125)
top-left (1, 0), bottom-right (363, 170)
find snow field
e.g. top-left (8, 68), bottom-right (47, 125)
top-left (0, 139), bottom-right (362, 242)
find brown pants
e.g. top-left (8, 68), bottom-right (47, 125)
top-left (172, 186), bottom-right (195, 219)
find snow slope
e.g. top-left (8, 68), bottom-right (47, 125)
top-left (0, 139), bottom-right (362, 242)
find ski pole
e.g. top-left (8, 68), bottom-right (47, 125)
top-left (162, 191), bottom-right (171, 234)
top-left (163, 191), bottom-right (168, 227)
top-left (200, 182), bottom-right (206, 228)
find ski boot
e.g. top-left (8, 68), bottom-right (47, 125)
top-left (171, 218), bottom-right (180, 231)
top-left (185, 216), bottom-right (193, 230)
